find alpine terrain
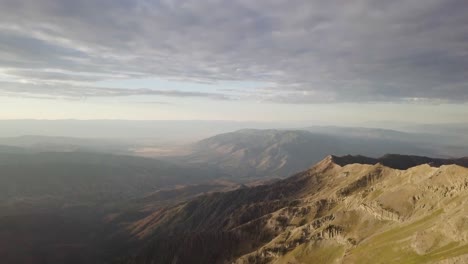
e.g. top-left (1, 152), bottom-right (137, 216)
top-left (120, 154), bottom-right (468, 264)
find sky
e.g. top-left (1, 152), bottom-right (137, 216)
top-left (0, 0), bottom-right (467, 123)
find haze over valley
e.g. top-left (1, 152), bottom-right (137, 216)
top-left (0, 121), bottom-right (467, 263)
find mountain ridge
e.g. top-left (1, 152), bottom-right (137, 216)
top-left (328, 154), bottom-right (468, 170)
top-left (121, 154), bottom-right (468, 264)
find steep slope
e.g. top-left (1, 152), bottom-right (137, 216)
top-left (122, 154), bottom-right (468, 264)
top-left (183, 129), bottom-right (438, 179)
top-left (0, 206), bottom-right (130, 264)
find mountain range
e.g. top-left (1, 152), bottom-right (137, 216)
top-left (1, 127), bottom-right (468, 263)
top-left (182, 129), bottom-right (444, 179)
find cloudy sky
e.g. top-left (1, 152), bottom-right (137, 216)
top-left (0, 0), bottom-right (467, 123)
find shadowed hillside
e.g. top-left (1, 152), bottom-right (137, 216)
top-left (0, 151), bottom-right (232, 264)
top-left (0, 151), bottom-right (226, 207)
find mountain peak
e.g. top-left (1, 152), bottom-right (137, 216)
top-left (310, 155), bottom-right (337, 172)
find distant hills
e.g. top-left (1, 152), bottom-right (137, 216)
top-left (0, 135), bottom-right (134, 154)
top-left (304, 126), bottom-right (446, 143)
top-left (122, 154), bottom-right (468, 263)
top-left (0, 120), bottom-right (296, 143)
top-left (182, 129), bottom-right (442, 179)
top-left (1, 120), bottom-right (466, 153)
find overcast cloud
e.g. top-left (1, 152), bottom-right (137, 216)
top-left (0, 0), bottom-right (467, 103)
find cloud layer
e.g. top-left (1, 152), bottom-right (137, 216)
top-left (0, 0), bottom-right (467, 103)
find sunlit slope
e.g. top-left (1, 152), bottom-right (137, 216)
top-left (238, 158), bottom-right (468, 264)
top-left (125, 155), bottom-right (468, 264)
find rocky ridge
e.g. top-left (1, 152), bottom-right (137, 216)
top-left (122, 154), bottom-right (468, 264)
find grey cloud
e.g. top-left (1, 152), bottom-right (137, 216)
top-left (4, 69), bottom-right (110, 83)
top-left (0, 81), bottom-right (232, 100)
top-left (0, 0), bottom-right (467, 103)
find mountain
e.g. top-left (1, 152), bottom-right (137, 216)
top-left (304, 126), bottom-right (468, 157)
top-left (183, 129), bottom-right (439, 180)
top-left (121, 154), bottom-right (468, 264)
top-left (304, 126), bottom-right (442, 143)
